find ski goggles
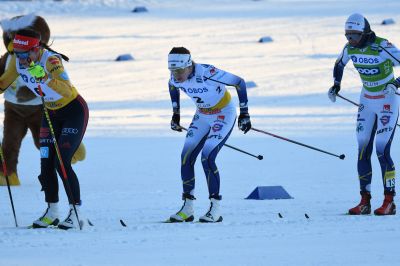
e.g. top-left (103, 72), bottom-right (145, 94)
top-left (14, 50), bottom-right (31, 59)
top-left (345, 32), bottom-right (362, 42)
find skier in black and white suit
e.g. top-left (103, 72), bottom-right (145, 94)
top-left (167, 47), bottom-right (251, 223)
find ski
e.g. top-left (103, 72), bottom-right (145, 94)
top-left (25, 219), bottom-right (93, 229)
top-left (120, 219), bottom-right (127, 227)
top-left (278, 213), bottom-right (310, 219)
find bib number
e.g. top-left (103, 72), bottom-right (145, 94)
top-left (193, 96), bottom-right (204, 103)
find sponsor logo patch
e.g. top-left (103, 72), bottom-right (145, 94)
top-left (48, 57), bottom-right (60, 65)
top-left (49, 66), bottom-right (62, 73)
top-left (208, 134), bottom-right (223, 140)
top-left (377, 126), bottom-right (393, 134)
top-left (39, 139), bottom-right (54, 144)
top-left (356, 122), bottom-right (364, 132)
top-left (40, 147), bottom-right (49, 158)
top-left (356, 67), bottom-right (380, 76)
top-left (186, 130), bottom-right (194, 138)
top-left (212, 123), bottom-right (223, 132)
top-left (380, 115), bottom-right (391, 126)
top-left (210, 67), bottom-right (216, 75)
top-left (350, 56), bottom-right (379, 64)
top-left (181, 87), bottom-right (208, 94)
top-left (62, 128), bottom-right (79, 135)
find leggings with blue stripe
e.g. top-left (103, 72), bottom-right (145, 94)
top-left (180, 104), bottom-right (236, 199)
top-left (357, 93), bottom-right (398, 193)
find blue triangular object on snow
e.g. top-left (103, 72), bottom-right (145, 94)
top-left (115, 54), bottom-right (134, 61)
top-left (245, 186), bottom-right (293, 200)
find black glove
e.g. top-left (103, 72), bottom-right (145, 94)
top-left (171, 113), bottom-right (182, 132)
top-left (238, 112), bottom-right (251, 134)
top-left (328, 83), bottom-right (340, 102)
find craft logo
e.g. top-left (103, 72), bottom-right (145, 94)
top-left (39, 139), bottom-right (54, 144)
top-left (208, 134), bottom-right (223, 140)
top-left (377, 126), bottom-right (393, 134)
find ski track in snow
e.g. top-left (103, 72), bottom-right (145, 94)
top-left (0, 1), bottom-right (400, 265)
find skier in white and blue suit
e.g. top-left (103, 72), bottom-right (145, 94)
top-left (328, 13), bottom-right (400, 216)
top-left (167, 47), bottom-right (251, 223)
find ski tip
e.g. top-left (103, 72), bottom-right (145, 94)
top-left (120, 219), bottom-right (127, 227)
top-left (339, 154), bottom-right (345, 160)
top-left (87, 219), bottom-right (94, 226)
top-left (305, 213), bottom-right (310, 219)
top-left (278, 213), bottom-right (283, 218)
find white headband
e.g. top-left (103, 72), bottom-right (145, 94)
top-left (168, 54), bottom-right (192, 70)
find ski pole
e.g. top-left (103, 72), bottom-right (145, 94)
top-left (337, 93), bottom-right (359, 106)
top-left (337, 93), bottom-right (400, 128)
top-left (36, 82), bottom-right (82, 230)
top-left (250, 127), bottom-right (345, 160)
top-left (0, 142), bottom-right (18, 227)
top-left (179, 126), bottom-right (263, 160)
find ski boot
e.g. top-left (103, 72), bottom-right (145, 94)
top-left (348, 191), bottom-right (371, 215)
top-left (32, 203), bottom-right (60, 228)
top-left (374, 192), bottom-right (396, 215)
top-left (199, 196), bottom-right (223, 223)
top-left (58, 204), bottom-right (84, 230)
top-left (169, 193), bottom-right (195, 222)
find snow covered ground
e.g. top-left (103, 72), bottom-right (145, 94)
top-left (0, 0), bottom-right (400, 265)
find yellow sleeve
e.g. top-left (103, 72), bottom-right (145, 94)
top-left (45, 56), bottom-right (74, 98)
top-left (0, 54), bottom-right (19, 92)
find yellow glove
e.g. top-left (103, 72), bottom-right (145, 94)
top-left (72, 142), bottom-right (86, 164)
top-left (28, 63), bottom-right (46, 80)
